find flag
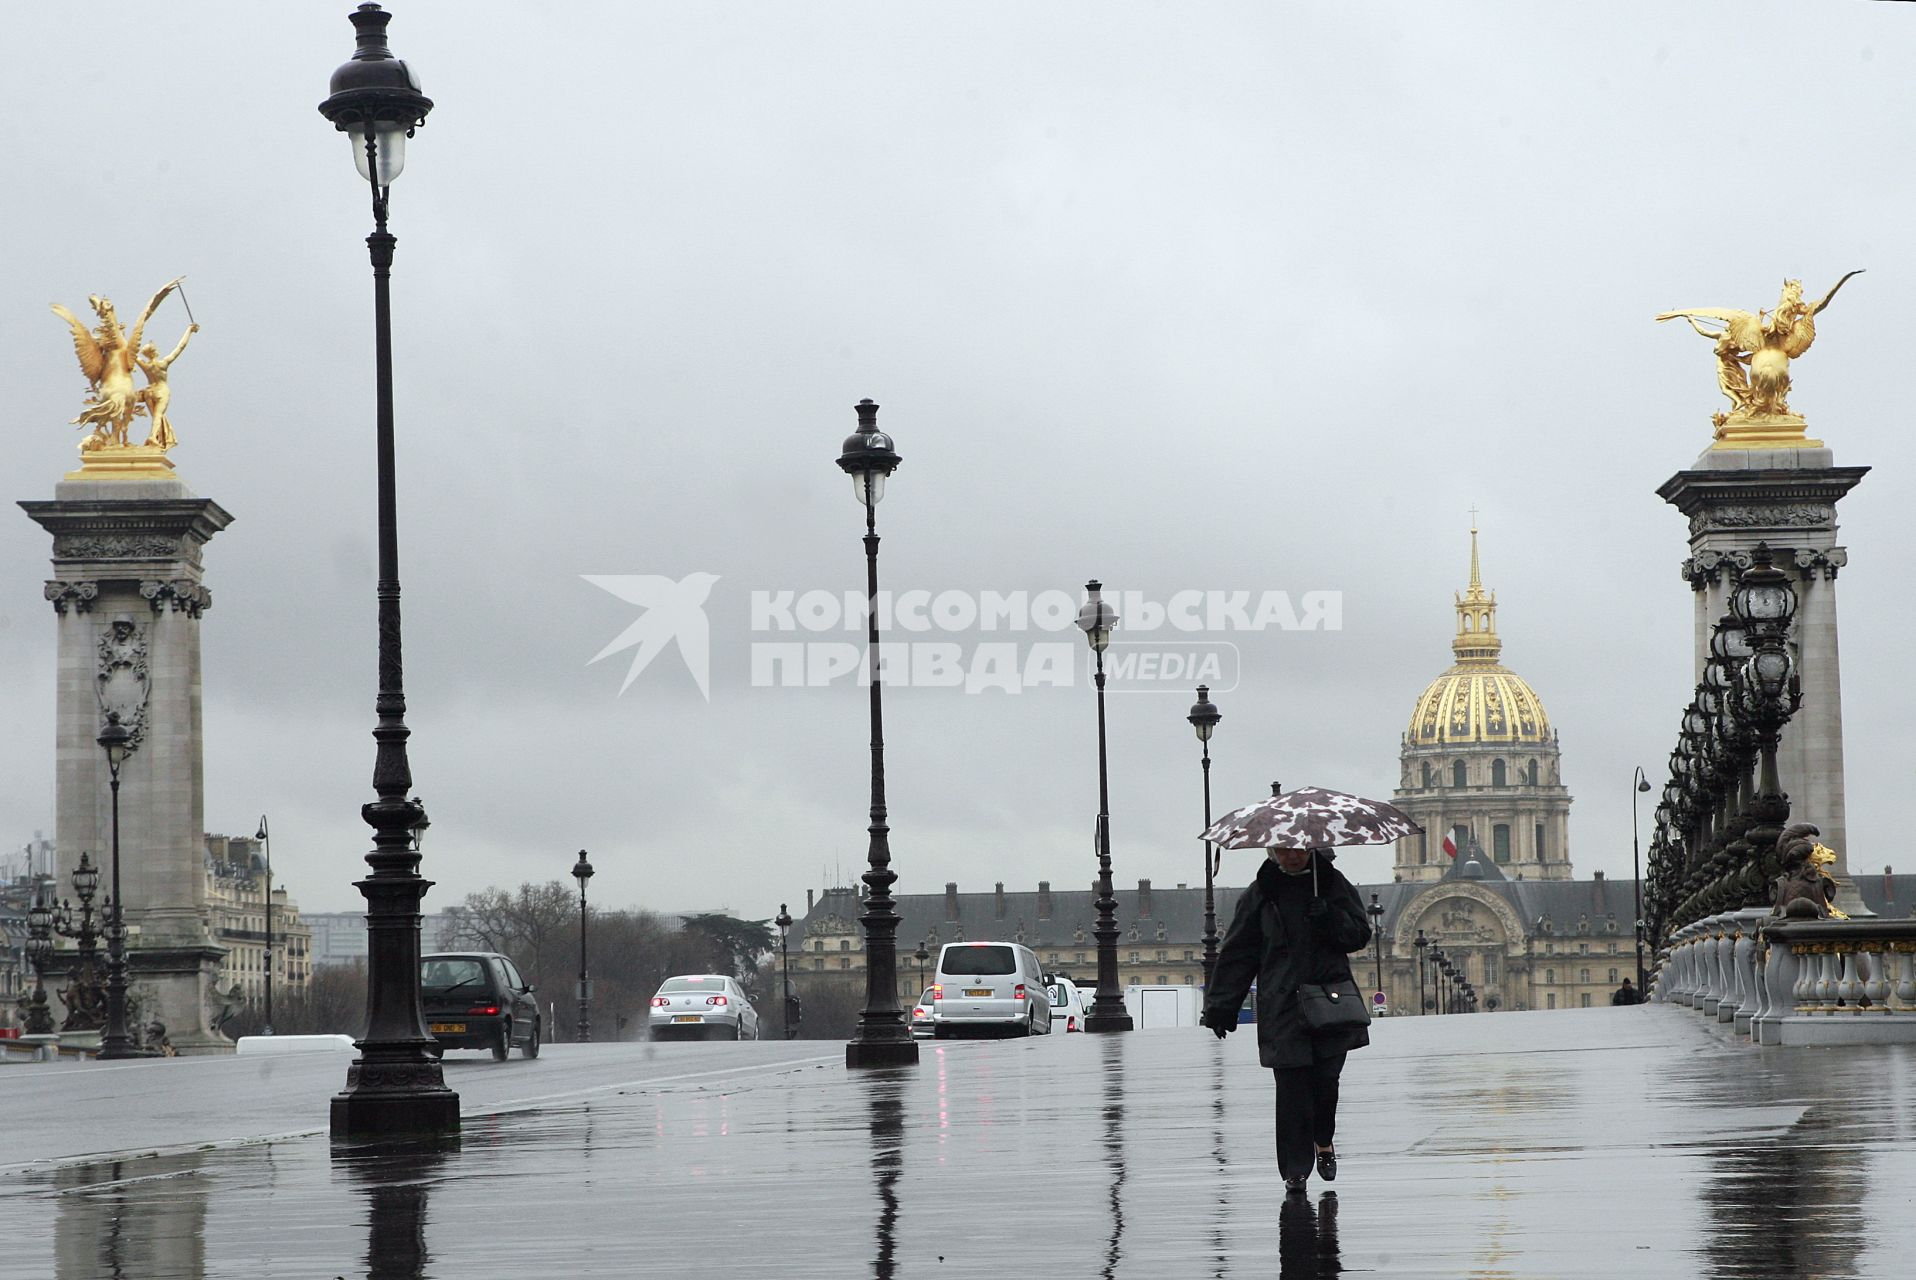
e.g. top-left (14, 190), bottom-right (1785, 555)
top-left (1442, 828), bottom-right (1459, 859)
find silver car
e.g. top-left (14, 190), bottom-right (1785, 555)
top-left (648, 974), bottom-right (760, 1041)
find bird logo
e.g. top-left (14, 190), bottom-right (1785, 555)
top-left (582, 573), bottom-right (721, 699)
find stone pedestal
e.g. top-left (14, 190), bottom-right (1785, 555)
top-left (19, 475), bottom-right (235, 1054)
top-left (1659, 446), bottom-right (1869, 915)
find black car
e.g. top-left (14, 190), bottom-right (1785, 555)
top-left (421, 952), bottom-right (541, 1061)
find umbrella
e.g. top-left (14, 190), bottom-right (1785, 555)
top-left (1202, 784), bottom-right (1422, 852)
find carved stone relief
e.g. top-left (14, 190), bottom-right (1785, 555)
top-left (140, 578), bottom-right (213, 617)
top-left (96, 618), bottom-right (151, 753)
top-left (45, 579), bottom-right (100, 614)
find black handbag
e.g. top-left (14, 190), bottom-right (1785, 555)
top-left (1297, 978), bottom-right (1371, 1033)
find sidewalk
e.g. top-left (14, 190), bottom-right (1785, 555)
top-left (1, 1006), bottom-right (1911, 1277)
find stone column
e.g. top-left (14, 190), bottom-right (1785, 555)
top-left (20, 474), bottom-right (235, 1054)
top-left (1659, 448), bottom-right (1868, 913)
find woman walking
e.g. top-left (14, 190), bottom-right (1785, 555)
top-left (1201, 846), bottom-right (1372, 1195)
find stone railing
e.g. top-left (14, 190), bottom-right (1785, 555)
top-left (1654, 914), bottom-right (1916, 1046)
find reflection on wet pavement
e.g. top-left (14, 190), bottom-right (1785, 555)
top-left (1, 1010), bottom-right (1913, 1277)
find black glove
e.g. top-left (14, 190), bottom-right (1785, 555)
top-left (1200, 1011), bottom-right (1231, 1039)
top-left (1304, 897), bottom-right (1331, 922)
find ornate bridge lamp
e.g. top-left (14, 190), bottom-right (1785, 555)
top-left (775, 903), bottom-right (794, 1041)
top-left (572, 850), bottom-right (593, 1043)
top-left (1366, 894), bottom-right (1386, 1000)
top-left (50, 852), bottom-right (104, 1032)
top-left (319, 2), bottom-right (458, 1137)
top-left (1186, 686), bottom-right (1222, 986)
top-left (1412, 928), bottom-right (1429, 1015)
top-left (1730, 544), bottom-right (1800, 880)
top-left (1078, 581), bottom-right (1132, 1033)
top-left (22, 893), bottom-right (55, 1035)
top-left (837, 399), bottom-right (917, 1069)
top-left (97, 714), bottom-right (139, 1060)
top-left (1630, 767), bottom-right (1652, 993)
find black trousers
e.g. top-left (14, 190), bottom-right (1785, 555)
top-left (1271, 1051), bottom-right (1346, 1180)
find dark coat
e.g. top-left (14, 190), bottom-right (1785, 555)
top-left (1202, 852), bottom-right (1372, 1069)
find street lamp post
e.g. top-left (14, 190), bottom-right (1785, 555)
top-left (1186, 686), bottom-right (1222, 987)
top-left (96, 713), bottom-right (137, 1060)
top-left (775, 903), bottom-right (794, 1041)
top-left (1366, 893), bottom-right (1385, 1003)
top-left (1078, 581), bottom-right (1132, 1033)
top-left (572, 850), bottom-right (593, 1042)
top-left (1429, 947), bottom-right (1446, 1014)
top-left (837, 399), bottom-right (917, 1069)
top-left (1630, 767), bottom-right (1651, 994)
top-left (256, 816), bottom-right (274, 1035)
top-left (1413, 928), bottom-right (1428, 1016)
top-left (319, 2), bottom-right (458, 1137)
top-left (23, 892), bottom-right (54, 1035)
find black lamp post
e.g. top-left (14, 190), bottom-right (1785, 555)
top-left (22, 892), bottom-right (54, 1035)
top-left (1078, 581), bottom-right (1132, 1033)
top-left (1629, 768), bottom-right (1651, 994)
top-left (319, 2), bottom-right (458, 1137)
top-left (572, 850), bottom-right (594, 1042)
top-left (1429, 947), bottom-right (1446, 1014)
top-left (1186, 686), bottom-right (1222, 987)
top-left (1413, 928), bottom-right (1428, 1016)
top-left (837, 399), bottom-right (917, 1069)
top-left (256, 815), bottom-right (274, 1035)
top-left (914, 938), bottom-right (930, 988)
top-left (96, 713), bottom-right (138, 1060)
top-left (1366, 893), bottom-right (1385, 1003)
top-left (775, 903), bottom-right (794, 1041)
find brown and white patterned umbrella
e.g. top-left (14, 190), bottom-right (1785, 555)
top-left (1202, 785), bottom-right (1422, 850)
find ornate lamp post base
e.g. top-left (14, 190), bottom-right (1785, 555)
top-left (331, 1082), bottom-right (461, 1138)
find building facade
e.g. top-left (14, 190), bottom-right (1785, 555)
top-left (203, 834), bottom-right (313, 1011)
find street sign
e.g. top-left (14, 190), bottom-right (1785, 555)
top-left (1372, 991), bottom-right (1387, 1013)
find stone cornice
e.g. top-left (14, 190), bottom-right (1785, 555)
top-left (19, 497), bottom-right (234, 571)
top-left (1657, 465), bottom-right (1868, 524)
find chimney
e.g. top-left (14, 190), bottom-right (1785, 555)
top-left (946, 881), bottom-right (960, 921)
top-left (1138, 878), bottom-right (1153, 918)
top-left (994, 882), bottom-right (1006, 918)
top-left (1886, 865), bottom-right (1895, 903)
top-left (1038, 881), bottom-right (1052, 919)
top-left (807, 889), bottom-right (814, 911)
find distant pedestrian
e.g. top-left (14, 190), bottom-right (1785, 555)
top-left (1610, 978), bottom-right (1643, 1006)
top-left (1201, 847), bottom-right (1372, 1196)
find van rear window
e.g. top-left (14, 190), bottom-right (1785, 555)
top-left (944, 944), bottom-right (1016, 976)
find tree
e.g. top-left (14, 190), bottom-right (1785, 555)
top-left (441, 881), bottom-right (576, 982)
top-left (679, 913), bottom-right (776, 980)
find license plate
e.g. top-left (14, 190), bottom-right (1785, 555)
top-left (429, 1022), bottom-right (465, 1034)
top-left (965, 988), bottom-right (993, 998)
top-left (672, 1015), bottom-right (702, 1023)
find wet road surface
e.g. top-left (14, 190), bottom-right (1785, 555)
top-left (1, 1007), bottom-right (1911, 1278)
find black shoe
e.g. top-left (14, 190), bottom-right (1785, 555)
top-left (1315, 1149), bottom-right (1337, 1182)
top-left (1284, 1176), bottom-right (1308, 1196)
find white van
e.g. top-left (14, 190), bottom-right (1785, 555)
top-left (932, 941), bottom-right (1053, 1038)
top-left (1047, 976), bottom-right (1088, 1032)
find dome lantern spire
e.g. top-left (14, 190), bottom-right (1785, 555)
top-left (1452, 515), bottom-right (1501, 663)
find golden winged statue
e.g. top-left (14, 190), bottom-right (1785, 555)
top-left (1657, 271), bottom-right (1862, 441)
top-left (50, 278), bottom-right (190, 453)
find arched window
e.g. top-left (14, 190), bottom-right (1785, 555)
top-left (1417, 832), bottom-right (1428, 865)
top-left (1453, 760), bottom-right (1467, 788)
top-left (1526, 759), bottom-right (1539, 784)
top-left (1492, 759), bottom-right (1507, 787)
top-left (1493, 824), bottom-right (1511, 863)
top-left (1422, 762), bottom-right (1435, 789)
top-left (1536, 823), bottom-right (1546, 859)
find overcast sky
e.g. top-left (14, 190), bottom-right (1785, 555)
top-left (3, 2), bottom-right (1912, 921)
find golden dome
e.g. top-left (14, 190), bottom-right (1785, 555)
top-left (1406, 526), bottom-right (1553, 745)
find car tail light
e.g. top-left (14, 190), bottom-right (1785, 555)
top-left (1067, 1016), bottom-right (1077, 1031)
top-left (468, 1005), bottom-right (500, 1016)
top-left (930, 984), bottom-right (942, 1001)
top-left (650, 996), bottom-right (669, 1007)
top-left (707, 995), bottom-right (729, 1006)
top-left (1013, 984), bottom-right (1026, 1002)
